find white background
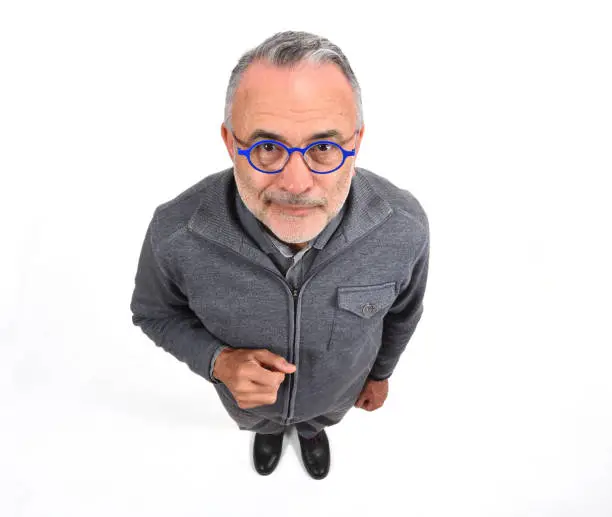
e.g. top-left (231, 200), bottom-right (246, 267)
top-left (1, 1), bottom-right (611, 516)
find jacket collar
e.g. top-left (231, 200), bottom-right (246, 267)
top-left (187, 167), bottom-right (393, 274)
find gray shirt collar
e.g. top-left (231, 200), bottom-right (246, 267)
top-left (234, 184), bottom-right (347, 257)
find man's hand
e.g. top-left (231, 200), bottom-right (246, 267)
top-left (354, 378), bottom-right (389, 411)
top-left (213, 348), bottom-right (296, 410)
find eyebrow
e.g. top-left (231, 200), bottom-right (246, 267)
top-left (243, 129), bottom-right (351, 146)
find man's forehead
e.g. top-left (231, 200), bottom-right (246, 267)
top-left (234, 61), bottom-right (355, 114)
top-left (232, 61), bottom-right (357, 142)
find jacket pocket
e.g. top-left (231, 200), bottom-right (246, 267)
top-left (327, 281), bottom-right (397, 352)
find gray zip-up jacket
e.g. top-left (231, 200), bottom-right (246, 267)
top-left (130, 166), bottom-right (429, 426)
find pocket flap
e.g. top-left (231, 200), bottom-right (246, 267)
top-left (336, 281), bottom-right (397, 319)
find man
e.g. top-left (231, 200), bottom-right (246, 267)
top-left (130, 30), bottom-right (429, 480)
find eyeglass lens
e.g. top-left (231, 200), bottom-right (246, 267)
top-left (250, 142), bottom-right (344, 173)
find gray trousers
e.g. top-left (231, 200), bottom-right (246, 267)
top-left (230, 411), bottom-right (346, 438)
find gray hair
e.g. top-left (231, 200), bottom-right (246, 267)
top-left (223, 30), bottom-right (363, 132)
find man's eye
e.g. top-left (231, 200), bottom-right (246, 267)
top-left (262, 143), bottom-right (278, 152)
top-left (315, 144), bottom-right (331, 152)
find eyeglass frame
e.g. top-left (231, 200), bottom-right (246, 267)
top-left (232, 131), bottom-right (357, 174)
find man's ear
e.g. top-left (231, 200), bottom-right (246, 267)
top-left (220, 123), bottom-right (235, 160)
top-left (354, 123), bottom-right (365, 155)
top-left (352, 123), bottom-right (365, 177)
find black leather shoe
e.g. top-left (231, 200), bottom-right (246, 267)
top-left (298, 429), bottom-right (330, 480)
top-left (253, 430), bottom-right (284, 475)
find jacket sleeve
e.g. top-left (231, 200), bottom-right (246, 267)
top-left (130, 210), bottom-right (227, 384)
top-left (368, 233), bottom-right (429, 381)
top-left (209, 344), bottom-right (230, 382)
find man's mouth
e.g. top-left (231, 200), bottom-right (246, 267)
top-left (274, 202), bottom-right (316, 215)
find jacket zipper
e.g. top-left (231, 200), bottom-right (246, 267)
top-left (285, 287), bottom-right (299, 426)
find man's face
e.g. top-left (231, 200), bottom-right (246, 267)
top-left (221, 60), bottom-right (365, 249)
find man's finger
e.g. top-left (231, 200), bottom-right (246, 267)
top-left (255, 349), bottom-right (296, 374)
top-left (369, 400), bottom-right (382, 411)
top-left (250, 364), bottom-right (285, 388)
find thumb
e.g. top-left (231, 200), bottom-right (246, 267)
top-left (256, 349), bottom-right (296, 373)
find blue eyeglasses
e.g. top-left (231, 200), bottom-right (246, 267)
top-left (233, 131), bottom-right (356, 174)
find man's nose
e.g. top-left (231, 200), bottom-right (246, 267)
top-left (276, 150), bottom-right (314, 192)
